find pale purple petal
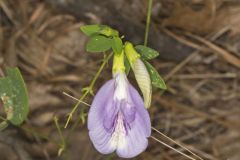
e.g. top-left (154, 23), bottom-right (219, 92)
top-left (115, 84), bottom-right (151, 158)
top-left (116, 114), bottom-right (148, 158)
top-left (89, 123), bottom-right (114, 154)
top-left (120, 101), bottom-right (136, 125)
top-left (129, 84), bottom-right (151, 136)
top-left (88, 79), bottom-right (115, 130)
top-left (103, 100), bottom-right (120, 132)
top-left (88, 79), bottom-right (117, 154)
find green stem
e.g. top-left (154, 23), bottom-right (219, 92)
top-left (54, 116), bottom-right (65, 156)
top-left (67, 108), bottom-right (86, 138)
top-left (89, 53), bottom-right (113, 89)
top-left (64, 53), bottom-right (113, 128)
top-left (144, 0), bottom-right (153, 46)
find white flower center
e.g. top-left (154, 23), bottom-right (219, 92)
top-left (110, 73), bottom-right (129, 149)
top-left (114, 73), bottom-right (128, 101)
top-left (110, 113), bottom-right (127, 149)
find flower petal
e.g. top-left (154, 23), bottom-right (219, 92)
top-left (103, 100), bottom-right (120, 131)
top-left (120, 101), bottom-right (136, 125)
top-left (115, 84), bottom-right (151, 158)
top-left (88, 79), bottom-right (117, 154)
top-left (89, 125), bottom-right (116, 154)
top-left (129, 84), bottom-right (151, 137)
top-left (116, 113), bottom-right (148, 158)
top-left (88, 79), bottom-right (115, 130)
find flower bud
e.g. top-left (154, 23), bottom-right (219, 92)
top-left (125, 42), bottom-right (152, 108)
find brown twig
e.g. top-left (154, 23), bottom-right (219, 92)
top-left (186, 32), bottom-right (240, 68)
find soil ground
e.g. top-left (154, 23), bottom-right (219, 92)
top-left (0, 0), bottom-right (240, 160)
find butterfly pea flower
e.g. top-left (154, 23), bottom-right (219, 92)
top-left (125, 42), bottom-right (152, 108)
top-left (88, 51), bottom-right (151, 158)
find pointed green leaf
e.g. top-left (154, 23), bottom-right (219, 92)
top-left (111, 37), bottom-right (123, 55)
top-left (86, 35), bottom-right (112, 53)
top-left (0, 68), bottom-right (29, 126)
top-left (144, 61), bottom-right (167, 90)
top-left (135, 45), bottom-right (159, 60)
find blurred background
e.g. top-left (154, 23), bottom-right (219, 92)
top-left (0, 0), bottom-right (240, 159)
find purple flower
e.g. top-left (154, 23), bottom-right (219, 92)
top-left (88, 72), bottom-right (151, 158)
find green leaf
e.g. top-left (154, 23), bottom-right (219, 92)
top-left (111, 37), bottom-right (123, 55)
top-left (135, 45), bottom-right (159, 60)
top-left (144, 61), bottom-right (167, 90)
top-left (80, 24), bottom-right (106, 36)
top-left (86, 35), bottom-right (112, 53)
top-left (124, 55), bottom-right (131, 75)
top-left (0, 68), bottom-right (29, 126)
top-left (80, 24), bottom-right (119, 37)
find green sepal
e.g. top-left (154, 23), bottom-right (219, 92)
top-left (112, 51), bottom-right (125, 74)
top-left (124, 55), bottom-right (131, 75)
